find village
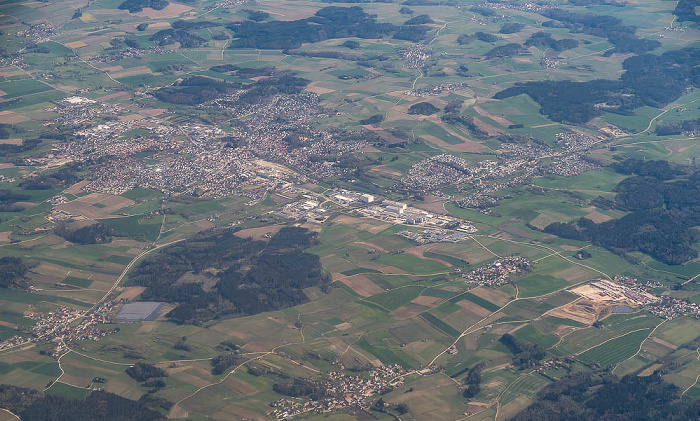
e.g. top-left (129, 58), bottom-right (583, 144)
top-left (0, 298), bottom-right (120, 355)
top-left (270, 364), bottom-right (406, 420)
top-left (463, 255), bottom-right (534, 286)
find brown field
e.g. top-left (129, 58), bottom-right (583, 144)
top-left (412, 195), bottom-right (447, 214)
top-left (97, 92), bottom-right (130, 101)
top-left (0, 111), bottom-right (30, 124)
top-left (0, 231), bottom-right (10, 243)
top-left (443, 306), bottom-right (485, 331)
top-left (368, 165), bottom-right (404, 177)
top-left (498, 396), bottom-right (533, 420)
top-left (115, 286), bottom-right (145, 301)
top-left (585, 210), bottom-right (613, 223)
top-left (469, 287), bottom-right (512, 307)
top-left (117, 114), bottom-right (144, 122)
top-left (529, 211), bottom-right (571, 230)
top-left (391, 303), bottom-right (430, 320)
top-left (650, 336), bottom-right (677, 350)
top-left (552, 267), bottom-right (594, 282)
top-left (455, 299), bottom-right (493, 317)
top-left (168, 405), bottom-right (189, 419)
top-left (56, 193), bottom-right (135, 218)
top-left (134, 3), bottom-right (193, 18)
top-left (473, 105), bottom-right (514, 127)
top-left (471, 117), bottom-right (503, 136)
top-left (305, 81), bottom-right (334, 95)
top-left (639, 363), bottom-right (663, 376)
top-left (423, 134), bottom-right (487, 153)
top-left (335, 322), bottom-right (352, 330)
top-left (64, 40), bottom-right (87, 49)
top-left (0, 138), bottom-right (21, 145)
top-left (139, 108), bottom-right (166, 116)
top-left (64, 180), bottom-right (89, 195)
top-left (234, 224), bottom-right (284, 240)
top-left (111, 66), bottom-right (152, 78)
top-left (339, 275), bottom-right (384, 297)
top-left (412, 295), bottom-right (442, 306)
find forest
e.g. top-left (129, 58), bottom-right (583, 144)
top-left (674, 0), bottom-right (700, 23)
top-left (485, 43), bottom-right (527, 59)
top-left (150, 29), bottom-right (206, 48)
top-left (226, 6), bottom-right (424, 49)
top-left (152, 76), bottom-right (240, 105)
top-left (524, 32), bottom-right (579, 51)
top-left (545, 160), bottom-right (700, 265)
top-left (495, 47), bottom-right (700, 124)
top-left (127, 227), bottom-right (328, 324)
top-left (512, 372), bottom-right (700, 421)
top-left (117, 0), bottom-right (168, 13)
top-left (407, 102), bottom-right (439, 115)
top-left (655, 117), bottom-right (700, 136)
top-left (55, 222), bottom-right (113, 245)
top-left (540, 9), bottom-right (660, 54)
top-left (0, 385), bottom-right (166, 421)
top-left (499, 334), bottom-right (547, 369)
top-left (0, 257), bottom-right (29, 289)
top-left (0, 189), bottom-right (30, 212)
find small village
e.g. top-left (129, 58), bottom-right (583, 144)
top-left (463, 255), bottom-right (534, 286)
top-left (270, 364), bottom-right (406, 420)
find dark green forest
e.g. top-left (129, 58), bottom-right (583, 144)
top-left (495, 47), bottom-right (700, 123)
top-left (0, 385), bottom-right (166, 421)
top-left (0, 257), bottom-right (29, 289)
top-left (225, 6), bottom-right (426, 49)
top-left (510, 373), bottom-right (700, 421)
top-left (545, 160), bottom-right (700, 265)
top-left (127, 227), bottom-right (329, 324)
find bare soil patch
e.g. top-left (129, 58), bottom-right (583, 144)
top-left (339, 275), bottom-right (384, 297)
top-left (134, 3), bottom-right (193, 18)
top-left (115, 286), bottom-right (145, 301)
top-left (64, 41), bottom-right (87, 49)
top-left (469, 287), bottom-right (512, 306)
top-left (412, 295), bottom-right (441, 306)
top-left (473, 105), bottom-right (514, 127)
top-left (0, 111), bottom-right (30, 124)
top-left (234, 224), bottom-right (284, 240)
top-left (585, 210), bottom-right (613, 223)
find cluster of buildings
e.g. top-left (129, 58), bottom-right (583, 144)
top-left (475, 0), bottom-right (555, 14)
top-left (463, 255), bottom-right (533, 286)
top-left (540, 56), bottom-right (561, 69)
top-left (401, 44), bottom-right (431, 69)
top-left (0, 299), bottom-right (120, 355)
top-left (274, 198), bottom-right (329, 223)
top-left (204, 91), bottom-right (367, 180)
top-left (402, 153), bottom-right (471, 192)
top-left (397, 229), bottom-right (470, 244)
top-left (270, 365), bottom-right (405, 420)
top-left (454, 193), bottom-right (499, 211)
top-left (361, 199), bottom-right (476, 231)
top-left (410, 82), bottom-right (468, 97)
top-left (586, 279), bottom-right (660, 306)
top-left (608, 276), bottom-right (700, 320)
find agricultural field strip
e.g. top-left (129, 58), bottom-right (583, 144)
top-left (574, 327), bottom-right (653, 357)
top-left (682, 347), bottom-right (700, 396)
top-left (0, 407), bottom-right (20, 421)
top-left (173, 339), bottom-right (323, 411)
top-left (612, 318), bottom-right (670, 374)
top-left (429, 277), bottom-right (592, 366)
top-left (493, 370), bottom-right (543, 420)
